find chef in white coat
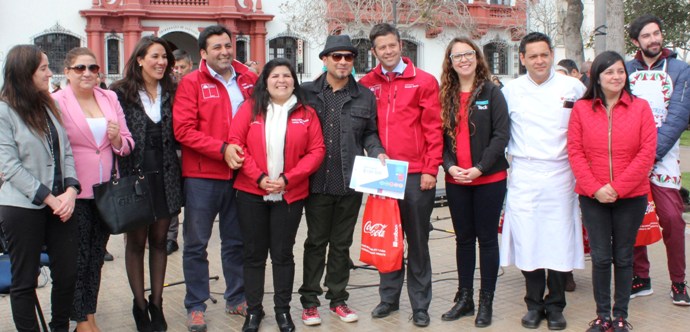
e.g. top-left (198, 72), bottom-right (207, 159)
top-left (499, 32), bottom-right (585, 331)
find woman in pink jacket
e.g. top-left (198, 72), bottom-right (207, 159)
top-left (567, 51), bottom-right (656, 332)
top-left (53, 47), bottom-right (134, 332)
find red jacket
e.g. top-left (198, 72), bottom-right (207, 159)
top-left (359, 57), bottom-right (443, 175)
top-left (567, 91), bottom-right (657, 198)
top-left (228, 101), bottom-right (325, 203)
top-left (173, 59), bottom-right (258, 179)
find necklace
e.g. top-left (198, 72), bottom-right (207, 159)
top-left (45, 114), bottom-right (55, 160)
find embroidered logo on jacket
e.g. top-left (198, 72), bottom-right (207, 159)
top-left (291, 118), bottom-right (310, 125)
top-left (476, 100), bottom-right (488, 110)
top-left (201, 83), bottom-right (220, 99)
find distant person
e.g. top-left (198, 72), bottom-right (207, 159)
top-left (173, 49), bottom-right (194, 83)
top-left (51, 79), bottom-right (61, 93)
top-left (99, 72), bottom-right (107, 89)
top-left (245, 60), bottom-right (259, 74)
top-left (491, 75), bottom-right (504, 89)
top-left (580, 61), bottom-right (592, 86)
top-left (166, 48), bottom-right (194, 256)
top-left (557, 59), bottom-right (581, 79)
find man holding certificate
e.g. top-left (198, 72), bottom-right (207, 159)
top-left (298, 35), bottom-right (388, 326)
top-left (360, 23), bottom-right (443, 327)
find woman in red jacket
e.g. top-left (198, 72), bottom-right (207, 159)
top-left (229, 58), bottom-right (325, 332)
top-left (567, 51), bottom-right (656, 332)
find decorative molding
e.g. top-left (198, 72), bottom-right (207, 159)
top-left (159, 25), bottom-right (201, 38)
top-left (30, 22), bottom-right (87, 45)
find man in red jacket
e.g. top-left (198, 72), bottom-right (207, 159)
top-left (173, 24), bottom-right (258, 332)
top-left (359, 23), bottom-right (443, 328)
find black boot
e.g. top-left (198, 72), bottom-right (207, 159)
top-left (441, 288), bottom-right (474, 321)
top-left (275, 312), bottom-right (295, 332)
top-left (148, 295), bottom-right (167, 332)
top-left (132, 299), bottom-right (152, 332)
top-left (475, 289), bottom-right (494, 327)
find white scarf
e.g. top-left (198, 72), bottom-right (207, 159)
top-left (264, 94), bottom-right (297, 201)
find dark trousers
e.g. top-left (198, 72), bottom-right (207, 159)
top-left (71, 199), bottom-right (109, 322)
top-left (299, 192), bottom-right (362, 308)
top-left (633, 184), bottom-right (686, 282)
top-left (236, 191), bottom-right (304, 315)
top-left (0, 205), bottom-right (78, 332)
top-left (182, 178), bottom-right (244, 311)
top-left (446, 179), bottom-right (506, 292)
top-left (522, 269), bottom-right (568, 313)
top-left (580, 195), bottom-right (646, 319)
top-left (378, 174), bottom-right (434, 310)
top-left (166, 214), bottom-right (180, 242)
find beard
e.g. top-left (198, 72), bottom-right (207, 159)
top-left (641, 43), bottom-right (662, 58)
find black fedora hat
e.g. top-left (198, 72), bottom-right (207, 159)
top-left (319, 35), bottom-right (359, 59)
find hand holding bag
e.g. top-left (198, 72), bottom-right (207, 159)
top-left (359, 195), bottom-right (404, 273)
top-left (93, 153), bottom-right (156, 234)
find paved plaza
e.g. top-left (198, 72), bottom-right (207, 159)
top-left (2, 171), bottom-right (690, 331)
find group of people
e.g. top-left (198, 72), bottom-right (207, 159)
top-left (0, 13), bottom-right (688, 332)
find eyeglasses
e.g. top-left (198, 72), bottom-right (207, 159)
top-left (329, 53), bottom-right (355, 62)
top-left (68, 64), bottom-right (100, 74)
top-left (449, 50), bottom-right (477, 63)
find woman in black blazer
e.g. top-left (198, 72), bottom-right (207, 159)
top-left (110, 36), bottom-right (183, 332)
top-left (0, 44), bottom-right (81, 332)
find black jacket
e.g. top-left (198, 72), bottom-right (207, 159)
top-left (303, 74), bottom-right (385, 189)
top-left (442, 81), bottom-right (510, 176)
top-left (114, 88), bottom-right (184, 215)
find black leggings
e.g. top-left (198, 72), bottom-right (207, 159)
top-left (446, 179), bottom-right (506, 292)
top-left (0, 205), bottom-right (78, 332)
top-left (125, 216), bottom-right (171, 310)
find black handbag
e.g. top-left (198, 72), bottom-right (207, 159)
top-left (93, 153), bottom-right (156, 234)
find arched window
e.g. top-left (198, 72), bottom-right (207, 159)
top-left (352, 38), bottom-right (376, 74)
top-left (483, 41), bottom-right (509, 75)
top-left (402, 40), bottom-right (418, 66)
top-left (236, 39), bottom-right (248, 64)
top-left (269, 36), bottom-right (298, 69)
top-left (34, 33), bottom-right (80, 73)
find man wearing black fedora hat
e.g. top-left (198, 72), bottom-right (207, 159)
top-left (298, 34), bottom-right (388, 327)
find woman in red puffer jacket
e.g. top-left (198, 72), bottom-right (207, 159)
top-left (567, 51), bottom-right (656, 331)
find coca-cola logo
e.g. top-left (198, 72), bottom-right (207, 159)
top-left (363, 220), bottom-right (387, 238)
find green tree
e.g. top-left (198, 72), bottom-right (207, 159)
top-left (624, 0), bottom-right (690, 57)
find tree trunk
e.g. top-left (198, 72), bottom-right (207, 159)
top-left (562, 0), bottom-right (584, 66)
top-left (606, 0), bottom-right (625, 55)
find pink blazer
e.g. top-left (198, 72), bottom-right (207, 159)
top-left (53, 85), bottom-right (134, 199)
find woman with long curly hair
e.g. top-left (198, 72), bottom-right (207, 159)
top-left (439, 37), bottom-right (510, 328)
top-left (110, 36), bottom-right (183, 332)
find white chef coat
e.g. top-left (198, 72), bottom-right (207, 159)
top-left (500, 70), bottom-right (586, 271)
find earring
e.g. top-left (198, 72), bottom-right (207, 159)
top-left (139, 63), bottom-right (143, 67)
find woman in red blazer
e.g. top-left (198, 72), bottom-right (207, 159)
top-left (567, 51), bottom-right (656, 331)
top-left (229, 58), bottom-right (324, 332)
top-left (52, 47), bottom-right (134, 332)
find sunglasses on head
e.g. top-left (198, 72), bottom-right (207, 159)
top-left (68, 64), bottom-right (100, 74)
top-left (329, 53), bottom-right (355, 62)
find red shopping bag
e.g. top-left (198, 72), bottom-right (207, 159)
top-left (359, 195), bottom-right (404, 273)
top-left (635, 193), bottom-right (662, 247)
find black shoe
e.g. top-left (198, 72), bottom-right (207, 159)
top-left (546, 311), bottom-right (567, 330)
top-left (441, 288), bottom-right (474, 321)
top-left (275, 312), bottom-right (295, 332)
top-left (104, 250), bottom-right (114, 262)
top-left (148, 295), bottom-right (167, 332)
top-left (521, 310), bottom-right (545, 329)
top-left (411, 309), bottom-right (430, 327)
top-left (132, 300), bottom-right (152, 332)
top-left (564, 271), bottom-right (576, 292)
top-left (371, 302), bottom-right (399, 318)
top-left (241, 311), bottom-right (264, 332)
top-left (474, 289), bottom-right (493, 328)
top-left (166, 240), bottom-right (179, 255)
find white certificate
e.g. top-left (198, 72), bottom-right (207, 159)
top-left (349, 156), bottom-right (408, 199)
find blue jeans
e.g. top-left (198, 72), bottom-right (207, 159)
top-left (182, 178), bottom-right (244, 311)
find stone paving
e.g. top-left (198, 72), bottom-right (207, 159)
top-left (2, 185), bottom-right (690, 331)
